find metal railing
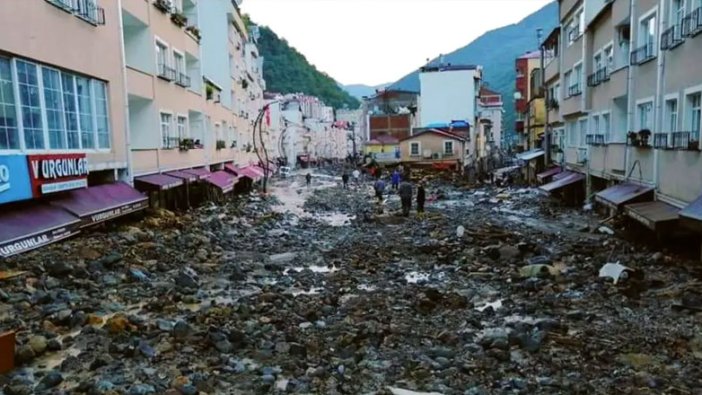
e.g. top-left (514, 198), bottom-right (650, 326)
top-left (661, 25), bottom-right (684, 50)
top-left (568, 83), bottom-right (582, 97)
top-left (587, 68), bottom-right (610, 87)
top-left (45, 0), bottom-right (105, 25)
top-left (176, 73), bottom-right (191, 88)
top-left (671, 131), bottom-right (701, 150)
top-left (158, 64), bottom-right (176, 81)
top-left (682, 7), bottom-right (702, 37)
top-left (162, 136), bottom-right (180, 150)
top-left (653, 133), bottom-right (669, 149)
top-left (631, 43), bottom-right (656, 65)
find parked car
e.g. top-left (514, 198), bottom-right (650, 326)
top-left (279, 166), bottom-right (292, 178)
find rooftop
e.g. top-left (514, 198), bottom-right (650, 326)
top-left (518, 50), bottom-right (542, 60)
top-left (420, 64), bottom-right (479, 73)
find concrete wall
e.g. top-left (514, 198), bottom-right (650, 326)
top-left (0, 0), bottom-right (128, 169)
top-left (200, 0), bottom-right (232, 109)
top-left (419, 69), bottom-right (477, 126)
top-left (400, 134), bottom-right (464, 162)
top-left (658, 150), bottom-right (702, 203)
top-left (626, 147), bottom-right (655, 183)
top-left (589, 143), bottom-right (626, 178)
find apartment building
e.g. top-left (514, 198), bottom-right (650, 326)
top-left (543, 28), bottom-right (564, 166)
top-left (515, 51), bottom-right (543, 151)
top-left (0, 1), bottom-right (150, 257)
top-left (542, 0), bottom-right (702, 241)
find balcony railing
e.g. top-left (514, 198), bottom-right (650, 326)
top-left (671, 131), bottom-right (701, 150)
top-left (175, 73), bottom-right (191, 88)
top-left (653, 133), bottom-right (669, 149)
top-left (682, 7), bottom-right (702, 37)
top-left (586, 134), bottom-right (605, 146)
top-left (630, 43), bottom-right (656, 65)
top-left (568, 83), bottom-right (582, 97)
top-left (158, 64), bottom-right (176, 81)
top-left (661, 25), bottom-right (684, 50)
top-left (45, 0), bottom-right (105, 25)
top-left (587, 68), bottom-right (610, 87)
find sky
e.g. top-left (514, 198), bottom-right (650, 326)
top-left (242, 0), bottom-right (552, 86)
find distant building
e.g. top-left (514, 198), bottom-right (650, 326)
top-left (419, 64), bottom-right (482, 128)
top-left (362, 89), bottom-right (420, 142)
top-left (514, 51), bottom-right (543, 151)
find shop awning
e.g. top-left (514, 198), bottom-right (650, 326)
top-left (238, 166), bottom-right (263, 181)
top-left (252, 165), bottom-right (270, 177)
top-left (0, 204), bottom-right (80, 258)
top-left (537, 167), bottom-right (562, 182)
top-left (223, 163), bottom-right (239, 176)
top-left (183, 167), bottom-right (210, 180)
top-left (680, 194), bottom-right (702, 232)
top-left (517, 149), bottom-right (545, 162)
top-left (625, 201), bottom-right (680, 231)
top-left (134, 174), bottom-right (184, 191)
top-left (50, 183), bottom-right (148, 227)
top-left (204, 171), bottom-right (237, 193)
top-left (539, 171), bottom-right (585, 193)
top-left (595, 182), bottom-right (654, 210)
top-left (166, 170), bottom-right (198, 183)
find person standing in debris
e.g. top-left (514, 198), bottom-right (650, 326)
top-left (352, 168), bottom-right (360, 186)
top-left (341, 171), bottom-right (350, 189)
top-left (416, 181), bottom-right (426, 218)
top-left (391, 169), bottom-right (401, 191)
top-left (374, 178), bottom-right (386, 203)
top-left (398, 180), bottom-right (413, 217)
top-left (306, 172), bottom-right (312, 187)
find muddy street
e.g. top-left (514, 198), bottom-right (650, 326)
top-left (1, 174), bottom-right (702, 394)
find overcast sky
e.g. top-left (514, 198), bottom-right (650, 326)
top-left (242, 0), bottom-right (552, 86)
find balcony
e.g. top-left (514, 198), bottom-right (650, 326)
top-left (653, 133), bottom-right (669, 149)
top-left (661, 25), bottom-right (684, 50)
top-left (586, 134), bottom-right (605, 146)
top-left (567, 83), bottom-right (582, 97)
top-left (157, 64), bottom-right (176, 81)
top-left (45, 0), bottom-right (105, 25)
top-left (587, 68), bottom-right (610, 87)
top-left (154, 0), bottom-right (173, 13)
top-left (671, 131), bottom-right (701, 150)
top-left (682, 7), bottom-right (702, 37)
top-left (176, 73), bottom-right (191, 88)
top-left (630, 43), bottom-right (655, 65)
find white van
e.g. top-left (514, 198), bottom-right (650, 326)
top-left (279, 166), bottom-right (292, 178)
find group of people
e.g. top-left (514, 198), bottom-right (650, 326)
top-left (374, 169), bottom-right (426, 217)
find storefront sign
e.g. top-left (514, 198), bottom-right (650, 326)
top-left (0, 155), bottom-right (33, 204)
top-left (84, 199), bottom-right (149, 227)
top-left (0, 225), bottom-right (78, 258)
top-left (28, 154), bottom-right (89, 196)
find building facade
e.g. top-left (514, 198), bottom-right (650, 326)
top-left (515, 51), bottom-right (543, 151)
top-left (419, 65), bottom-right (482, 128)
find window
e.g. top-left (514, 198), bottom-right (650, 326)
top-left (602, 113), bottom-right (611, 141)
top-left (574, 64), bottom-right (582, 87)
top-left (410, 141), bottom-right (420, 156)
top-left (76, 76), bottom-right (95, 149)
top-left (637, 101), bottom-right (654, 130)
top-left (444, 140), bottom-right (454, 155)
top-left (177, 116), bottom-right (187, 140)
top-left (578, 118), bottom-right (588, 146)
top-left (0, 58), bottom-right (19, 150)
top-left (156, 41), bottom-right (168, 70)
top-left (671, 0), bottom-right (686, 27)
top-left (665, 99), bottom-right (678, 132)
top-left (16, 60), bottom-right (44, 150)
top-left (173, 51), bottom-right (184, 77)
top-left (42, 68), bottom-right (66, 149)
top-left (61, 73), bottom-right (80, 149)
top-left (555, 83), bottom-right (561, 102)
top-left (160, 112), bottom-right (174, 148)
top-left (564, 71), bottom-right (572, 97)
top-left (640, 13), bottom-right (657, 53)
top-left (215, 123), bottom-right (222, 142)
top-left (93, 81), bottom-right (109, 149)
top-left (604, 45), bottom-right (614, 71)
top-left (592, 115), bottom-right (600, 136)
top-left (567, 121), bottom-right (578, 146)
top-left (688, 92), bottom-right (701, 140)
top-left (594, 53), bottom-right (603, 72)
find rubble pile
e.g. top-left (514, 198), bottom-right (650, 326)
top-left (1, 177), bottom-right (701, 394)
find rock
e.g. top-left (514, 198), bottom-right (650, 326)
top-left (179, 384), bottom-right (198, 395)
top-left (106, 314), bottom-right (135, 334)
top-left (138, 340), bottom-right (156, 358)
top-left (47, 338), bottom-right (62, 351)
top-left (15, 345), bottom-right (35, 363)
top-left (101, 252), bottom-right (123, 267)
top-left (37, 370), bottom-right (64, 390)
top-left (157, 319), bottom-right (175, 331)
top-left (175, 269), bottom-right (199, 290)
top-left (129, 384), bottom-right (156, 395)
top-left (275, 342), bottom-right (290, 354)
top-left (214, 339), bottom-right (233, 353)
top-left (94, 380), bottom-right (116, 394)
top-left (46, 261), bottom-right (73, 277)
top-left (129, 268), bottom-right (150, 282)
top-left (28, 335), bottom-right (48, 355)
top-left (269, 252), bottom-right (298, 264)
top-left (5, 385), bottom-right (32, 395)
top-left (173, 321), bottom-right (191, 339)
top-left (499, 245), bottom-right (521, 260)
top-left (288, 342), bottom-right (307, 357)
top-left (651, 252), bottom-right (664, 262)
top-left (90, 354), bottom-right (113, 370)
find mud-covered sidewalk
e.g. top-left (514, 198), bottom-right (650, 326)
top-left (1, 173), bottom-right (701, 394)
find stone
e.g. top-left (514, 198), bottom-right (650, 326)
top-left (129, 384), bottom-right (156, 395)
top-left (46, 261), bottom-right (73, 277)
top-left (47, 338), bottom-right (62, 351)
top-left (15, 345), bottom-right (35, 363)
top-left (106, 314), bottom-right (134, 334)
top-left (214, 339), bottom-right (233, 353)
top-left (28, 335), bottom-right (48, 355)
top-left (37, 370), bottom-right (64, 390)
top-left (173, 321), bottom-right (191, 339)
top-left (175, 270), bottom-right (199, 290)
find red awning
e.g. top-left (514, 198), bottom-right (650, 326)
top-left (50, 183), bottom-right (148, 227)
top-left (166, 170), bottom-right (198, 183)
top-left (238, 166), bottom-right (263, 181)
top-left (0, 204), bottom-right (80, 258)
top-left (539, 172), bottom-right (585, 193)
top-left (134, 174), bottom-right (184, 191)
top-left (537, 167), bottom-right (562, 182)
top-left (182, 167), bottom-right (210, 180)
top-left (223, 163), bottom-right (240, 176)
top-left (204, 171), bottom-right (237, 193)
top-left (595, 182), bottom-right (654, 210)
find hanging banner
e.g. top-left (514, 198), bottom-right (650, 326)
top-left (27, 154), bottom-right (89, 197)
top-left (0, 155), bottom-right (33, 204)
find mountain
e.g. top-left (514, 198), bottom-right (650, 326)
top-left (390, 1), bottom-right (558, 134)
top-left (255, 25), bottom-right (360, 109)
top-left (341, 83), bottom-right (390, 99)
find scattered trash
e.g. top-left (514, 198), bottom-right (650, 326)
top-left (388, 388), bottom-right (444, 395)
top-left (599, 262), bottom-right (632, 284)
top-left (519, 264), bottom-right (554, 278)
top-left (597, 226), bottom-right (614, 235)
top-left (456, 225), bottom-right (465, 238)
top-left (0, 331), bottom-right (15, 373)
top-left (0, 271), bottom-right (28, 281)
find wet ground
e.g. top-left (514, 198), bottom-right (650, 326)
top-left (1, 172), bottom-right (702, 394)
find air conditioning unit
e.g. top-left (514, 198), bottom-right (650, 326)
top-left (422, 149), bottom-right (432, 159)
top-left (431, 152), bottom-right (443, 160)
